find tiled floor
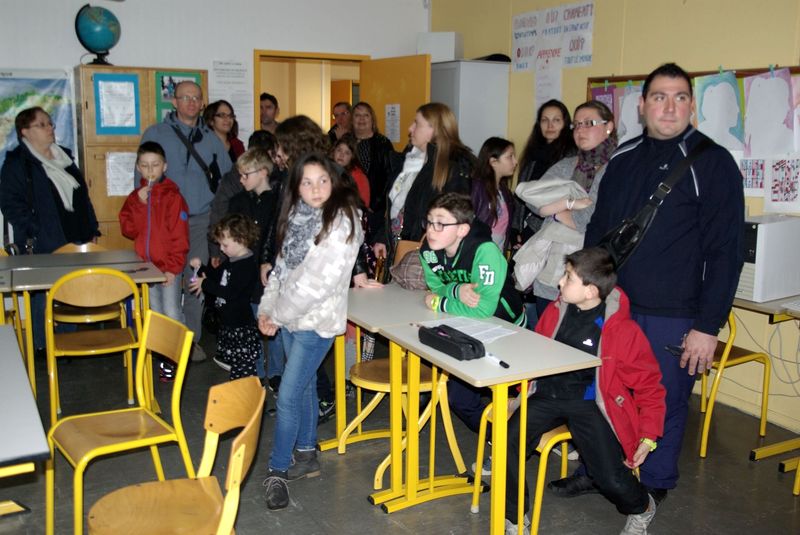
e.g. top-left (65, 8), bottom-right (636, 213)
top-left (2, 333), bottom-right (799, 534)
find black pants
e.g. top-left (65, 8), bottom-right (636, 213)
top-left (448, 375), bottom-right (488, 434)
top-left (505, 397), bottom-right (649, 521)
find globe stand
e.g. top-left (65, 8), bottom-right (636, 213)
top-left (88, 52), bottom-right (112, 66)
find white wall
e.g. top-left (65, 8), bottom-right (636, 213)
top-left (0, 1), bottom-right (429, 71)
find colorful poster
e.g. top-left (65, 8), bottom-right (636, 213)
top-left (695, 71), bottom-right (744, 152)
top-left (154, 71), bottom-right (202, 122)
top-left (736, 154), bottom-right (766, 197)
top-left (765, 158), bottom-right (800, 212)
top-left (590, 86), bottom-right (615, 117)
top-left (512, 2), bottom-right (594, 72)
top-left (744, 68), bottom-right (793, 157)
top-left (614, 84), bottom-right (643, 145)
top-left (0, 69), bottom-right (75, 170)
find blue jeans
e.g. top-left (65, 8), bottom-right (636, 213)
top-left (266, 329), bottom-right (285, 378)
top-left (269, 329), bottom-right (333, 472)
top-left (149, 278), bottom-right (184, 323)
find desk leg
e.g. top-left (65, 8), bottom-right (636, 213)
top-left (319, 334), bottom-right (348, 452)
top-left (22, 290), bottom-right (35, 397)
top-left (489, 383), bottom-right (509, 535)
top-left (750, 438), bottom-right (800, 461)
top-left (0, 462), bottom-right (35, 518)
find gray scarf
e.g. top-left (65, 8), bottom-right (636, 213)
top-left (281, 200), bottom-right (323, 271)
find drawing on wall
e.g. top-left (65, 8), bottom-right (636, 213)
top-left (590, 86), bottom-right (615, 117)
top-left (736, 155), bottom-right (766, 197)
top-left (154, 71), bottom-right (202, 121)
top-left (791, 75), bottom-right (800, 152)
top-left (744, 68), bottom-right (793, 157)
top-left (765, 158), bottom-right (800, 212)
top-left (695, 72), bottom-right (744, 151)
top-left (614, 84), bottom-right (642, 145)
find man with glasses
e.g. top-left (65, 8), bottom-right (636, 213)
top-left (141, 80), bottom-right (233, 361)
top-left (558, 63), bottom-right (744, 509)
top-left (328, 101), bottom-right (352, 143)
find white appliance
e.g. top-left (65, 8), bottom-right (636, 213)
top-left (735, 214), bottom-right (800, 302)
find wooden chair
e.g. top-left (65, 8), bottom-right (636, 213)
top-left (45, 310), bottom-right (195, 535)
top-left (87, 376), bottom-right (267, 535)
top-left (51, 243), bottom-right (123, 324)
top-left (470, 397), bottom-right (572, 535)
top-left (699, 312), bottom-right (771, 458)
top-left (45, 267), bottom-right (143, 424)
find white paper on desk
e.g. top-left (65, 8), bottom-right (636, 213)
top-left (419, 317), bottom-right (516, 344)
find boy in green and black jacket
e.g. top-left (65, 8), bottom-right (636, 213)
top-left (419, 192), bottom-right (526, 437)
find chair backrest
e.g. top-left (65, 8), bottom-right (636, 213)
top-left (54, 242), bottom-right (107, 254)
top-left (194, 376), bottom-right (265, 535)
top-left (48, 267), bottom-right (139, 309)
top-left (392, 239), bottom-right (422, 268)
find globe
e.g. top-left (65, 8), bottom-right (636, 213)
top-left (75, 4), bottom-right (121, 65)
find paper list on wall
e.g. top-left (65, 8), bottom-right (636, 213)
top-left (420, 317), bottom-right (516, 345)
top-left (98, 81), bottom-right (136, 128)
top-left (210, 60), bottom-right (253, 141)
top-left (385, 104), bottom-right (401, 143)
top-left (534, 37), bottom-right (563, 112)
top-left (106, 152), bottom-right (137, 196)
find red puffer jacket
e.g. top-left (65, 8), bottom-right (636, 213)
top-left (535, 287), bottom-right (666, 461)
top-left (119, 177), bottom-right (189, 275)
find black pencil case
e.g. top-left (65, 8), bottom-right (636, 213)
top-left (418, 324), bottom-right (485, 361)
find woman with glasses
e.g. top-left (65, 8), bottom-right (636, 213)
top-left (515, 100), bottom-right (617, 316)
top-left (204, 99), bottom-right (245, 163)
top-left (373, 102), bottom-right (475, 267)
top-left (0, 106), bottom-right (100, 353)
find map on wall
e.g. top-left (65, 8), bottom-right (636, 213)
top-left (0, 69), bottom-right (76, 170)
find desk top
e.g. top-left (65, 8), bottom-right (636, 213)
top-left (733, 295), bottom-right (800, 318)
top-left (348, 284), bottom-right (450, 332)
top-left (0, 270), bottom-right (10, 293)
top-left (0, 250), bottom-right (140, 272)
top-left (379, 318), bottom-right (600, 388)
top-left (0, 325), bottom-right (48, 466)
top-left (11, 262), bottom-right (165, 291)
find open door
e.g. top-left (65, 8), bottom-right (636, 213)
top-left (360, 55), bottom-right (431, 152)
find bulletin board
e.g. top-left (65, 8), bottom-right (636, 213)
top-left (587, 66), bottom-right (800, 212)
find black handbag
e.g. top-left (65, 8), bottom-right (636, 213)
top-left (418, 324), bottom-right (485, 361)
top-left (599, 138), bottom-right (713, 268)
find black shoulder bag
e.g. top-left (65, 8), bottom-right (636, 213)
top-left (599, 138), bottom-right (713, 269)
top-left (170, 125), bottom-right (222, 193)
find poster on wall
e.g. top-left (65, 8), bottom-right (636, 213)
top-left (210, 60), bottom-right (253, 142)
top-left (0, 69), bottom-right (76, 170)
top-left (765, 157), bottom-right (800, 212)
top-left (743, 68), bottom-right (793, 157)
top-left (534, 37), bottom-right (563, 111)
top-left (93, 73), bottom-right (140, 136)
top-left (614, 84), bottom-right (643, 145)
top-left (154, 71), bottom-right (202, 122)
top-left (512, 2), bottom-right (594, 72)
top-left (385, 104), bottom-right (401, 143)
top-left (695, 71), bottom-right (744, 152)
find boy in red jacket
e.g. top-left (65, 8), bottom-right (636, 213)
top-left (504, 247), bottom-right (665, 535)
top-left (119, 141), bottom-right (189, 380)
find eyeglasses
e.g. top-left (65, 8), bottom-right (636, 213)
top-left (239, 168), bottom-right (264, 179)
top-left (423, 220), bottom-right (461, 232)
top-left (570, 119), bottom-right (608, 130)
top-left (28, 122), bottom-right (55, 130)
top-left (175, 95), bottom-right (202, 103)
top-left (214, 112), bottom-right (235, 120)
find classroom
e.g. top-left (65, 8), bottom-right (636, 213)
top-left (1, 1), bottom-right (799, 534)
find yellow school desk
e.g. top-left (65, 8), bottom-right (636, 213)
top-left (0, 323), bottom-right (49, 517)
top-left (0, 251), bottom-right (165, 396)
top-left (319, 284), bottom-right (451, 453)
top-left (733, 295), bottom-right (800, 493)
top-left (374, 317), bottom-right (600, 535)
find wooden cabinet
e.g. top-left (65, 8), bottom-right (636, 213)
top-left (74, 65), bottom-right (207, 249)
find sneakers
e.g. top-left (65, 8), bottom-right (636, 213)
top-left (547, 473), bottom-right (599, 497)
top-left (212, 354), bottom-right (231, 372)
top-left (551, 442), bottom-right (580, 461)
top-left (190, 343), bottom-right (207, 362)
top-left (267, 376), bottom-right (281, 398)
top-left (287, 449), bottom-right (321, 480)
top-left (158, 360), bottom-right (175, 383)
top-left (504, 515), bottom-right (531, 535)
top-left (318, 399), bottom-right (335, 423)
top-left (620, 494), bottom-right (656, 535)
top-left (471, 455), bottom-right (492, 477)
top-left (263, 469), bottom-right (289, 510)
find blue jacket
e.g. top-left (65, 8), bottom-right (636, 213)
top-left (140, 112), bottom-right (232, 216)
top-left (0, 143), bottom-right (99, 254)
top-left (585, 127), bottom-right (744, 335)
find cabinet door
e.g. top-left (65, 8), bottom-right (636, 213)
top-left (83, 146), bottom-right (136, 251)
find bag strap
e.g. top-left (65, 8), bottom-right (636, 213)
top-left (644, 136), bottom-right (714, 211)
top-left (170, 124), bottom-right (214, 184)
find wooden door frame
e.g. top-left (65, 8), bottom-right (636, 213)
top-left (253, 50), bottom-right (370, 127)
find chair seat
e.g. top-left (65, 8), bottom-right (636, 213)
top-left (713, 341), bottom-right (766, 364)
top-left (52, 408), bottom-right (174, 463)
top-left (53, 328), bottom-right (136, 355)
top-left (53, 303), bottom-right (122, 323)
top-left (87, 476), bottom-right (224, 535)
top-left (350, 359), bottom-right (434, 393)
